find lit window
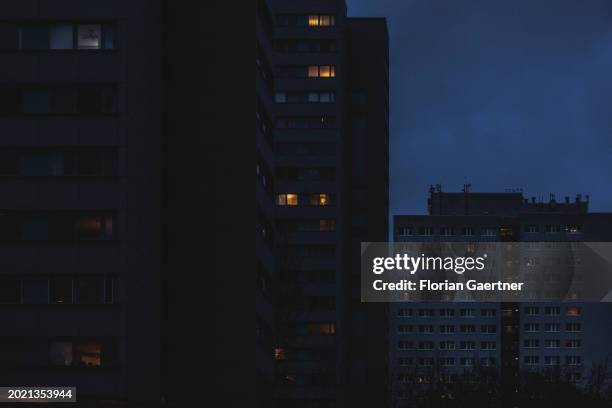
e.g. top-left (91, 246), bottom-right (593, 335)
top-left (320, 15), bottom-right (334, 26)
top-left (77, 24), bottom-right (101, 49)
top-left (277, 193), bottom-right (298, 206)
top-left (77, 343), bottom-right (101, 366)
top-left (319, 65), bottom-right (332, 77)
top-left (308, 15), bottom-right (320, 26)
top-left (308, 65), bottom-right (319, 77)
top-left (565, 306), bottom-right (581, 316)
top-left (274, 348), bottom-right (286, 360)
top-left (76, 215), bottom-right (113, 240)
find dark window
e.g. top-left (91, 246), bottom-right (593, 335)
top-left (19, 24), bottom-right (49, 49)
top-left (50, 278), bottom-right (73, 304)
top-left (0, 277), bottom-right (21, 303)
top-left (76, 277), bottom-right (105, 304)
top-left (22, 278), bottom-right (49, 304)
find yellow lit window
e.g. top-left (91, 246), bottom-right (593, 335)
top-left (308, 15), bottom-right (319, 26)
top-left (318, 194), bottom-right (329, 206)
top-left (286, 194), bottom-right (298, 206)
top-left (277, 193), bottom-right (299, 206)
top-left (308, 65), bottom-right (319, 77)
top-left (319, 65), bottom-right (331, 77)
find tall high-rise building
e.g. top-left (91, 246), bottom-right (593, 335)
top-left (0, 1), bottom-right (162, 403)
top-left (392, 187), bottom-right (612, 407)
top-left (260, 1), bottom-right (390, 407)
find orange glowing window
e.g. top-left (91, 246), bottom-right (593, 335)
top-left (501, 308), bottom-right (513, 317)
top-left (308, 15), bottom-right (320, 26)
top-left (277, 193), bottom-right (298, 206)
top-left (318, 65), bottom-right (335, 78)
top-left (566, 307), bottom-right (581, 316)
top-left (77, 343), bottom-right (101, 366)
top-left (318, 194), bottom-right (329, 206)
top-left (307, 65), bottom-right (319, 77)
top-left (319, 15), bottom-right (331, 26)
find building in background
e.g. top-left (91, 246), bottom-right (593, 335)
top-left (265, 1), bottom-right (390, 407)
top-left (392, 187), bottom-right (612, 407)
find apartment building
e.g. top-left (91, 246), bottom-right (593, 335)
top-left (265, 1), bottom-right (390, 407)
top-left (0, 0), bottom-right (162, 404)
top-left (392, 187), bottom-right (612, 407)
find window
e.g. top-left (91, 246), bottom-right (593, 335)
top-left (460, 325), bottom-right (475, 333)
top-left (398, 341), bottom-right (413, 350)
top-left (50, 277), bottom-right (73, 304)
top-left (459, 341), bottom-right (475, 350)
top-left (523, 339), bottom-right (539, 348)
top-left (50, 342), bottom-right (73, 366)
top-left (545, 225), bottom-right (562, 233)
top-left (460, 358), bottom-right (475, 367)
top-left (1, 85), bottom-right (116, 115)
top-left (419, 227), bottom-right (433, 236)
top-left (398, 227), bottom-right (411, 237)
top-left (566, 323), bottom-right (581, 332)
top-left (306, 14), bottom-right (336, 27)
top-left (439, 341), bottom-right (455, 350)
top-left (304, 322), bottom-right (336, 335)
top-left (524, 356), bottom-right (539, 365)
top-left (22, 278), bottom-right (48, 304)
top-left (566, 224), bottom-right (581, 234)
top-left (479, 341), bottom-right (495, 351)
top-left (481, 357), bottom-right (496, 367)
top-left (16, 22), bottom-right (115, 50)
top-left (565, 307), bottom-right (581, 316)
top-left (398, 325), bottom-right (412, 334)
top-left (76, 277), bottom-right (107, 304)
top-left (481, 228), bottom-right (496, 237)
top-left (275, 116), bottom-right (337, 129)
top-left (398, 308), bottom-right (412, 317)
top-left (418, 341), bottom-right (434, 350)
top-left (525, 225), bottom-right (539, 233)
top-left (524, 306), bottom-right (539, 316)
top-left (544, 339), bottom-right (560, 348)
top-left (418, 358), bottom-right (434, 367)
top-left (277, 193), bottom-right (298, 206)
top-left (399, 357), bottom-right (413, 366)
top-left (418, 325), bottom-right (434, 334)
top-left (544, 356), bottom-right (560, 366)
top-left (525, 323), bottom-right (539, 332)
top-left (439, 308), bottom-right (455, 317)
top-left (439, 357), bottom-right (455, 367)
top-left (308, 65), bottom-right (336, 78)
top-left (313, 194), bottom-right (330, 206)
top-left (460, 308), bottom-right (475, 317)
top-left (461, 227), bottom-right (474, 236)
top-left (440, 227), bottom-right (453, 236)
top-left (275, 91), bottom-right (335, 104)
top-left (545, 306), bottom-right (560, 316)
top-left (481, 324), bottom-right (496, 334)
top-left (0, 277), bottom-right (21, 303)
top-left (566, 356), bottom-right (582, 366)
top-left (566, 339), bottom-right (582, 348)
top-left (439, 325), bottom-right (454, 334)
top-left (76, 215), bottom-right (114, 240)
top-left (0, 149), bottom-right (117, 177)
top-left (481, 308), bottom-right (496, 317)
top-left (418, 308), bottom-right (434, 317)
top-left (544, 323), bottom-right (560, 332)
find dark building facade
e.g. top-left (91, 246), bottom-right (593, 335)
top-left (258, 1), bottom-right (390, 407)
top-left (392, 187), bottom-right (612, 407)
top-left (0, 0), bottom-right (162, 404)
